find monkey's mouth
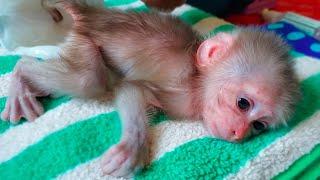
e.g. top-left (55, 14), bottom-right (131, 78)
top-left (207, 121), bottom-right (223, 139)
top-left (207, 121), bottom-right (250, 142)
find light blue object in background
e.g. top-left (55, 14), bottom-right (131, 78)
top-left (267, 23), bottom-right (284, 30)
top-left (287, 32), bottom-right (306, 41)
top-left (310, 43), bottom-right (320, 53)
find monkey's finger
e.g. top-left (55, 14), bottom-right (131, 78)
top-left (102, 144), bottom-right (126, 165)
top-left (110, 157), bottom-right (137, 178)
top-left (102, 150), bottom-right (127, 175)
top-left (20, 97), bottom-right (38, 121)
top-left (28, 96), bottom-right (44, 117)
top-left (0, 109), bottom-right (9, 121)
top-left (9, 98), bottom-right (21, 123)
top-left (111, 151), bottom-right (138, 177)
top-left (1, 99), bottom-right (11, 121)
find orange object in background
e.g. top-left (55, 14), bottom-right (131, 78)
top-left (225, 0), bottom-right (320, 25)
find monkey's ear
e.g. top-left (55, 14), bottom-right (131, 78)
top-left (196, 33), bottom-right (234, 67)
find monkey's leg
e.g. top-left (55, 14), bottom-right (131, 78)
top-left (1, 54), bottom-right (110, 123)
top-left (101, 82), bottom-right (150, 177)
top-left (1, 33), bottom-right (113, 123)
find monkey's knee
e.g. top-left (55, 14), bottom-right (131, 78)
top-left (13, 56), bottom-right (36, 72)
top-left (76, 74), bottom-right (109, 98)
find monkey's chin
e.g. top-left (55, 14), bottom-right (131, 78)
top-left (203, 121), bottom-right (222, 139)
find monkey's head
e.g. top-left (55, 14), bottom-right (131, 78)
top-left (196, 28), bottom-right (300, 142)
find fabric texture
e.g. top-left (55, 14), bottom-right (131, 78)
top-left (0, 0), bottom-right (319, 179)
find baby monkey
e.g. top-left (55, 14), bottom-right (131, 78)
top-left (1, 0), bottom-right (299, 177)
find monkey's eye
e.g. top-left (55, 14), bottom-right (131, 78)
top-left (252, 121), bottom-right (267, 131)
top-left (237, 97), bottom-right (251, 111)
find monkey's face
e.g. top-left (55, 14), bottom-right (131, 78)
top-left (202, 77), bottom-right (279, 142)
top-left (196, 30), bottom-right (296, 142)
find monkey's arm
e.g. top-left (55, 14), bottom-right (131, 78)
top-left (101, 82), bottom-right (150, 177)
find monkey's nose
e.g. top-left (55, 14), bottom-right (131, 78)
top-left (230, 126), bottom-right (249, 141)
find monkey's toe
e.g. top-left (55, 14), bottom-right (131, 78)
top-left (1, 108), bottom-right (9, 121)
top-left (2, 94), bottom-right (43, 123)
top-left (101, 142), bottom-right (141, 178)
top-left (18, 95), bottom-right (43, 122)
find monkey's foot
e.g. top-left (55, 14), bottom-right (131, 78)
top-left (1, 75), bottom-right (44, 123)
top-left (101, 141), bottom-right (147, 178)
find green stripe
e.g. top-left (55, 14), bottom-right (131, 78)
top-left (0, 98), bottom-right (10, 133)
top-left (135, 73), bottom-right (320, 179)
top-left (207, 24), bottom-right (236, 38)
top-left (179, 9), bottom-right (212, 25)
top-left (275, 144), bottom-right (320, 179)
top-left (0, 96), bottom-right (71, 134)
top-left (298, 159), bottom-right (320, 179)
top-left (0, 112), bottom-right (121, 180)
top-left (0, 56), bottom-right (20, 75)
top-left (104, 0), bottom-right (138, 7)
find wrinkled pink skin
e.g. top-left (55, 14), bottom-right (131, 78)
top-left (196, 33), bottom-right (278, 142)
top-left (203, 79), bottom-right (277, 141)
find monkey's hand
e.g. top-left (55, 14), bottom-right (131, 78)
top-left (1, 73), bottom-right (44, 123)
top-left (101, 138), bottom-right (148, 178)
top-left (101, 82), bottom-right (150, 177)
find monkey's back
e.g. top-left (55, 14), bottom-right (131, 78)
top-left (72, 8), bottom-right (199, 85)
top-left (69, 8), bottom-right (201, 118)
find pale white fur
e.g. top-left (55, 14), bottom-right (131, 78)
top-left (0, 0), bottom-right (103, 50)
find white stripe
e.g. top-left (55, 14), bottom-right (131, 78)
top-left (58, 158), bottom-right (126, 180)
top-left (0, 46), bottom-right (60, 59)
top-left (0, 48), bottom-right (7, 55)
top-left (111, 1), bottom-right (144, 10)
top-left (0, 97), bottom-right (114, 163)
top-left (227, 111), bottom-right (320, 180)
top-left (0, 73), bottom-right (11, 98)
top-left (149, 120), bottom-right (208, 160)
top-left (58, 120), bottom-right (208, 179)
top-left (171, 4), bottom-right (194, 16)
top-left (294, 56), bottom-right (320, 80)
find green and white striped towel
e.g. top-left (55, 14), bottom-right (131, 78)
top-left (0, 0), bottom-right (319, 179)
